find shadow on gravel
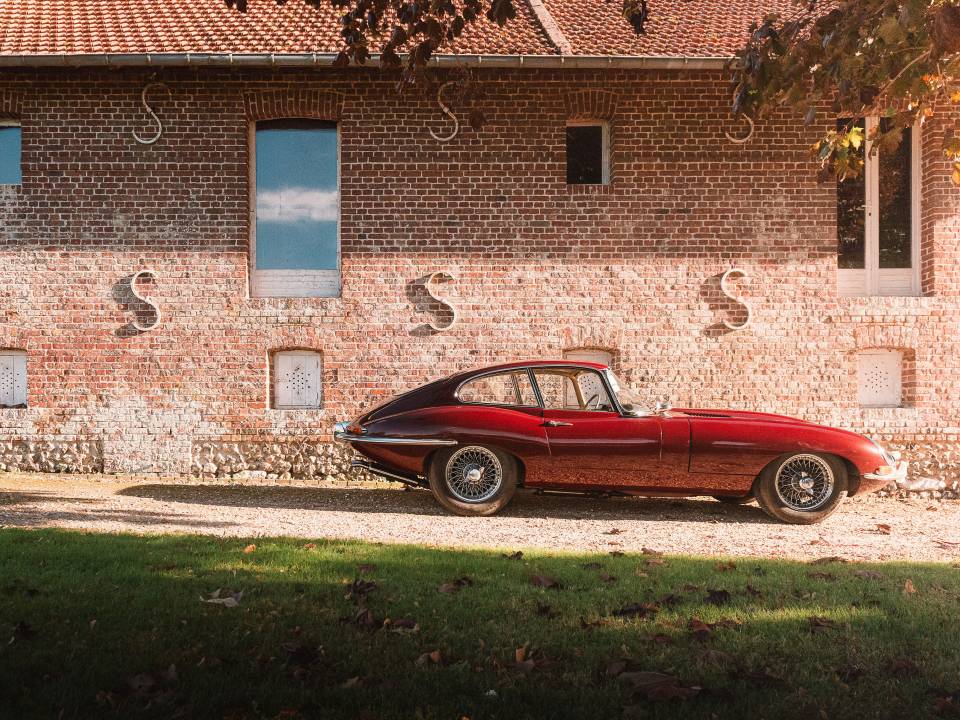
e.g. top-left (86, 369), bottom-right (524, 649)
top-left (116, 483), bottom-right (779, 524)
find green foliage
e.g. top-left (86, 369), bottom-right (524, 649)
top-left (3, 529), bottom-right (960, 719)
top-left (732, 0), bottom-right (960, 183)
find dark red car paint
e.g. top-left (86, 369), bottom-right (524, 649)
top-left (347, 361), bottom-right (891, 498)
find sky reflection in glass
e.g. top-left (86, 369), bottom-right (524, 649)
top-left (255, 121), bottom-right (338, 270)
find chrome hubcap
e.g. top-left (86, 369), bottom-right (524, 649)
top-left (445, 447), bottom-right (502, 503)
top-left (775, 454), bottom-right (834, 511)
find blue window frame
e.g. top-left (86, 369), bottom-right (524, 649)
top-left (252, 119), bottom-right (339, 297)
top-left (0, 122), bottom-right (22, 185)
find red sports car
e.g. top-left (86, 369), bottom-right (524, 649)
top-left (334, 360), bottom-right (907, 524)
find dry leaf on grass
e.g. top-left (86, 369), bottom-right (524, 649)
top-left (530, 574), bottom-right (563, 589)
top-left (438, 576), bottom-right (473, 594)
top-left (242, 544), bottom-right (256, 554)
top-left (903, 579), bottom-right (917, 594)
top-left (200, 588), bottom-right (243, 608)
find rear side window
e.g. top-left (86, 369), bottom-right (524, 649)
top-left (458, 371), bottom-right (537, 407)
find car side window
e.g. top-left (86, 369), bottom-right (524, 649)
top-left (458, 371), bottom-right (537, 407)
top-left (532, 369), bottom-right (614, 412)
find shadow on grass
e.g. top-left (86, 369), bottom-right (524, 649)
top-left (115, 484), bottom-right (779, 524)
top-left (1, 528), bottom-right (958, 720)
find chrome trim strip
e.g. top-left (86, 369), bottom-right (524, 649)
top-left (334, 431), bottom-right (456, 446)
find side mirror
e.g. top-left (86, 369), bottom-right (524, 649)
top-left (654, 399), bottom-right (672, 415)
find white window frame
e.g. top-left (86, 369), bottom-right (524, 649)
top-left (566, 120), bottom-right (610, 185)
top-left (272, 350), bottom-right (322, 410)
top-left (838, 117), bottom-right (921, 297)
top-left (0, 350), bottom-right (27, 407)
top-left (249, 122), bottom-right (342, 298)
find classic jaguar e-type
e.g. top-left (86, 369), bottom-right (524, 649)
top-left (334, 360), bottom-right (907, 524)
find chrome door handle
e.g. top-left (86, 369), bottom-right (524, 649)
top-left (542, 420), bottom-right (573, 427)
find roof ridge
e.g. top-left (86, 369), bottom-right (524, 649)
top-left (524, 0), bottom-right (573, 55)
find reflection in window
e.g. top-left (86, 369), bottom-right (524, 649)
top-left (533, 369), bottom-right (614, 412)
top-left (458, 371), bottom-right (536, 406)
top-left (0, 121), bottom-right (22, 185)
top-left (878, 121), bottom-right (912, 269)
top-left (253, 120), bottom-right (339, 297)
top-left (566, 122), bottom-right (609, 185)
top-left (837, 119), bottom-right (866, 269)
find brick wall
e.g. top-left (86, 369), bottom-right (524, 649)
top-left (0, 67), bottom-right (956, 484)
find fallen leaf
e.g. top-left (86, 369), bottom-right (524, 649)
top-left (875, 523), bottom-right (892, 535)
top-left (303, 543), bottom-right (317, 550)
top-left (599, 573), bottom-right (618, 584)
top-left (200, 588), bottom-right (243, 608)
top-left (386, 618), bottom-right (419, 634)
top-left (609, 550), bottom-right (625, 557)
top-left (853, 570), bottom-right (886, 581)
top-left (810, 556), bottom-right (848, 565)
top-left (641, 547), bottom-right (663, 557)
top-left (580, 616), bottom-right (609, 631)
top-left (903, 579), bottom-right (917, 595)
top-left (620, 671), bottom-right (701, 701)
top-left (582, 562), bottom-right (603, 570)
top-left (515, 643), bottom-right (529, 663)
top-left (650, 633), bottom-right (674, 645)
top-left (745, 585), bottom-right (763, 598)
top-left (438, 576), bottom-right (473, 594)
top-left (688, 617), bottom-right (740, 641)
top-left (645, 558), bottom-right (665, 567)
top-left (808, 616), bottom-right (838, 633)
top-left (836, 664), bottom-right (865, 683)
top-left (705, 589), bottom-right (731, 606)
top-left (604, 528), bottom-right (624, 535)
top-left (416, 649), bottom-right (444, 666)
top-left (281, 641), bottom-right (321, 667)
top-left (807, 571), bottom-right (837, 581)
top-left (345, 579), bottom-right (377, 602)
top-left (613, 602), bottom-right (660, 619)
top-left (503, 551), bottom-right (524, 560)
top-left (715, 561), bottom-right (736, 572)
top-left (243, 544), bottom-right (257, 554)
top-left (530, 575), bottom-right (563, 589)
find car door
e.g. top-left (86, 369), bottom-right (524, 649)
top-left (529, 367), bottom-right (662, 489)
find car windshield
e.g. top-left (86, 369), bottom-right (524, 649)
top-left (604, 370), bottom-right (645, 414)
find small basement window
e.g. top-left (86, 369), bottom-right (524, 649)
top-left (272, 351), bottom-right (322, 409)
top-left (566, 121), bottom-right (609, 185)
top-left (857, 349), bottom-right (903, 408)
top-left (0, 119), bottom-right (21, 185)
top-left (0, 350), bottom-right (27, 407)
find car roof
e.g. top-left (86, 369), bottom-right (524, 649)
top-left (447, 360), bottom-right (609, 386)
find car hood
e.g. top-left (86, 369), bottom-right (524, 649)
top-left (672, 408), bottom-right (815, 424)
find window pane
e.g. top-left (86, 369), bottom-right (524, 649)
top-left (0, 126), bottom-right (22, 185)
top-left (878, 123), bottom-right (912, 269)
top-left (255, 120), bottom-right (338, 270)
top-left (837, 119), bottom-right (865, 269)
top-left (566, 125), bottom-right (604, 184)
top-left (459, 372), bottom-right (535, 406)
top-left (534, 370), bottom-right (612, 411)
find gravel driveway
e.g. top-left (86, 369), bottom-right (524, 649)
top-left (1, 473), bottom-right (959, 562)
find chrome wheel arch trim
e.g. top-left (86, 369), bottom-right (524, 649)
top-left (334, 431), bottom-right (456, 446)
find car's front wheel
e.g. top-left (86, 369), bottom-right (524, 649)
top-left (755, 452), bottom-right (848, 524)
top-left (427, 444), bottom-right (517, 516)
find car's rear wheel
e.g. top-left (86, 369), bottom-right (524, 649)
top-left (755, 452), bottom-right (848, 524)
top-left (713, 495), bottom-right (753, 505)
top-left (428, 444), bottom-right (517, 516)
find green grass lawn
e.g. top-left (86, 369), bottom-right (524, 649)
top-left (1, 529), bottom-right (959, 720)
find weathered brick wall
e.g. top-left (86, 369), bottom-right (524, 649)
top-left (0, 67), bottom-right (956, 487)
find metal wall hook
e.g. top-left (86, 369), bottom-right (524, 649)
top-left (130, 269), bottom-right (161, 332)
top-left (719, 267), bottom-right (752, 331)
top-left (132, 82), bottom-right (172, 145)
top-left (428, 81), bottom-right (460, 142)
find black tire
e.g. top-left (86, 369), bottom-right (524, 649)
top-left (713, 495), bottom-right (754, 505)
top-left (754, 452), bottom-right (848, 525)
top-left (427, 444), bottom-right (518, 516)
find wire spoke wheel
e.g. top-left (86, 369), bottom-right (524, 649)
top-left (774, 454), bottom-right (835, 511)
top-left (445, 446), bottom-right (503, 503)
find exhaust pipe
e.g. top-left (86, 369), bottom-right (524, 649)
top-left (350, 459), bottom-right (426, 489)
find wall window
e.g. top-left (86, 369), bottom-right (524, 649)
top-left (857, 349), bottom-right (903, 408)
top-left (0, 350), bottom-right (27, 407)
top-left (272, 351), bottom-right (322, 409)
top-left (251, 120), bottom-right (339, 298)
top-left (837, 118), bottom-right (920, 296)
top-left (566, 121), bottom-right (609, 185)
top-left (0, 119), bottom-right (21, 185)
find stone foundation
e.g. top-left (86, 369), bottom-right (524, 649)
top-left (0, 440), bottom-right (102, 474)
top-left (190, 439), bottom-right (360, 483)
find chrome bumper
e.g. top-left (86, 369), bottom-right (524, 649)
top-left (863, 460), bottom-right (909, 483)
top-left (333, 422), bottom-right (456, 446)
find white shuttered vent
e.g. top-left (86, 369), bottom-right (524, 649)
top-left (0, 351), bottom-right (27, 407)
top-left (857, 350), bottom-right (902, 408)
top-left (274, 351), bottom-right (321, 409)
